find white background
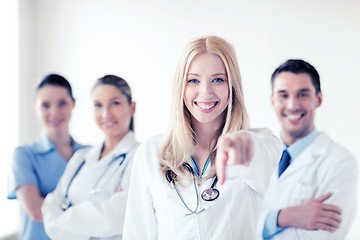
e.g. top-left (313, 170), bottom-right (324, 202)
top-left (1, 0), bottom-right (359, 239)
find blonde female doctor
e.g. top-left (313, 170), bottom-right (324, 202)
top-left (123, 36), bottom-right (282, 240)
top-left (42, 75), bottom-right (139, 240)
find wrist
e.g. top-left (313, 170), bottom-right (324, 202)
top-left (277, 207), bottom-right (292, 228)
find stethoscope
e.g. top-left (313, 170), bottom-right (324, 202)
top-left (166, 161), bottom-right (220, 216)
top-left (61, 153), bottom-right (127, 211)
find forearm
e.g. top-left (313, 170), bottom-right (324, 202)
top-left (44, 192), bottom-right (127, 237)
top-left (16, 184), bottom-right (45, 222)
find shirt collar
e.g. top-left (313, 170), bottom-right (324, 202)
top-left (190, 155), bottom-right (211, 176)
top-left (32, 132), bottom-right (85, 153)
top-left (281, 128), bottom-right (319, 162)
top-left (32, 133), bottom-right (56, 153)
top-left (85, 131), bottom-right (138, 165)
top-left (72, 138), bottom-right (85, 152)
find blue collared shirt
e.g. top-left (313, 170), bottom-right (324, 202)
top-left (263, 128), bottom-right (319, 239)
top-left (7, 133), bottom-right (88, 240)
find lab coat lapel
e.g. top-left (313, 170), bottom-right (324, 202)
top-left (85, 131), bottom-right (137, 166)
top-left (278, 132), bottom-right (331, 181)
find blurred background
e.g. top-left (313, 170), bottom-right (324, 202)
top-left (1, 0), bottom-right (359, 239)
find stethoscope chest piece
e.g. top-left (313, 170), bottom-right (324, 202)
top-left (166, 163), bottom-right (220, 215)
top-left (201, 175), bottom-right (219, 201)
top-left (201, 188), bottom-right (219, 201)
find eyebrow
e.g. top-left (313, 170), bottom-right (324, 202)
top-left (276, 88), bottom-right (312, 94)
top-left (94, 96), bottom-right (122, 102)
top-left (187, 73), bottom-right (227, 77)
top-left (110, 96), bottom-right (123, 101)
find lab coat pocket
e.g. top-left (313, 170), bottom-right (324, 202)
top-left (201, 196), bottom-right (233, 240)
top-left (292, 182), bottom-right (317, 205)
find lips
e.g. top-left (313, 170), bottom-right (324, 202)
top-left (48, 119), bottom-right (64, 127)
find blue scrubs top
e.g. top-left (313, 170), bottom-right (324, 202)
top-left (7, 133), bottom-right (88, 240)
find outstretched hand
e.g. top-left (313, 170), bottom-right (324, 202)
top-left (278, 192), bottom-right (342, 232)
top-left (215, 131), bottom-right (254, 185)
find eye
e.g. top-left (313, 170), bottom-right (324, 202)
top-left (187, 79), bottom-right (199, 83)
top-left (212, 78), bottom-right (225, 83)
top-left (42, 103), bottom-right (50, 109)
top-left (298, 93), bottom-right (309, 98)
top-left (94, 103), bottom-right (102, 108)
top-left (58, 100), bottom-right (67, 107)
top-left (111, 101), bottom-right (120, 106)
top-left (278, 93), bottom-right (288, 99)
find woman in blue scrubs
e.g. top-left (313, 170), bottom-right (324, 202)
top-left (7, 74), bottom-right (87, 240)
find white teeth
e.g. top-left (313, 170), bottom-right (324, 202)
top-left (197, 102), bottom-right (216, 110)
top-left (287, 114), bottom-right (302, 120)
top-left (102, 121), bottom-right (116, 127)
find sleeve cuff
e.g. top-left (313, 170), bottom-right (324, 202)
top-left (263, 210), bottom-right (286, 239)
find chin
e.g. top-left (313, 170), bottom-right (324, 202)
top-left (287, 129), bottom-right (307, 139)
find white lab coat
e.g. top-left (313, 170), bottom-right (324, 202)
top-left (256, 132), bottom-right (358, 240)
top-left (42, 131), bottom-right (140, 240)
top-left (123, 128), bottom-right (282, 240)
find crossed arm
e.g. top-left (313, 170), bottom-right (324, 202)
top-left (277, 192), bottom-right (342, 232)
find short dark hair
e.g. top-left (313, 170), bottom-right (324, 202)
top-left (271, 59), bottom-right (321, 94)
top-left (37, 74), bottom-right (75, 101)
top-left (92, 74), bottom-right (134, 132)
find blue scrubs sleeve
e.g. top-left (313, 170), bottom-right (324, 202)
top-left (7, 146), bottom-right (39, 199)
top-left (263, 210), bottom-right (286, 239)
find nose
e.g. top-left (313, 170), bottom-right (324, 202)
top-left (199, 81), bottom-right (212, 97)
top-left (101, 107), bottom-right (108, 118)
top-left (101, 106), bottom-right (111, 119)
top-left (49, 105), bottom-right (59, 118)
top-left (286, 96), bottom-right (299, 111)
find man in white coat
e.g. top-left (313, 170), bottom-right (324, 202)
top-left (257, 59), bottom-right (358, 239)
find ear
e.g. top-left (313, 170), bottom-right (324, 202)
top-left (130, 102), bottom-right (136, 116)
top-left (316, 91), bottom-right (322, 108)
top-left (270, 94), bottom-right (275, 107)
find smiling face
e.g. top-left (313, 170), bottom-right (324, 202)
top-left (91, 84), bottom-right (135, 141)
top-left (35, 85), bottom-right (75, 137)
top-left (184, 53), bottom-right (229, 130)
top-left (271, 72), bottom-right (322, 146)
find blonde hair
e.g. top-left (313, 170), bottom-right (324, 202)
top-left (159, 36), bottom-right (249, 181)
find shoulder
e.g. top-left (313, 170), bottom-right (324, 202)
top-left (138, 134), bottom-right (164, 152)
top-left (13, 145), bottom-right (32, 154)
top-left (12, 145), bottom-right (36, 163)
top-left (316, 132), bottom-right (356, 161)
top-left (74, 146), bottom-right (92, 157)
top-left (67, 146), bottom-right (92, 167)
top-left (135, 134), bottom-right (164, 166)
top-left (247, 128), bottom-right (282, 151)
top-left (314, 132), bottom-right (358, 172)
top-left (71, 138), bottom-right (90, 152)
top-left (248, 127), bottom-right (277, 138)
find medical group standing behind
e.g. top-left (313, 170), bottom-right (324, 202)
top-left (7, 74), bottom-right (87, 240)
top-left (41, 75), bottom-right (139, 240)
top-left (123, 36), bottom-right (282, 240)
top-left (257, 59), bottom-right (358, 239)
